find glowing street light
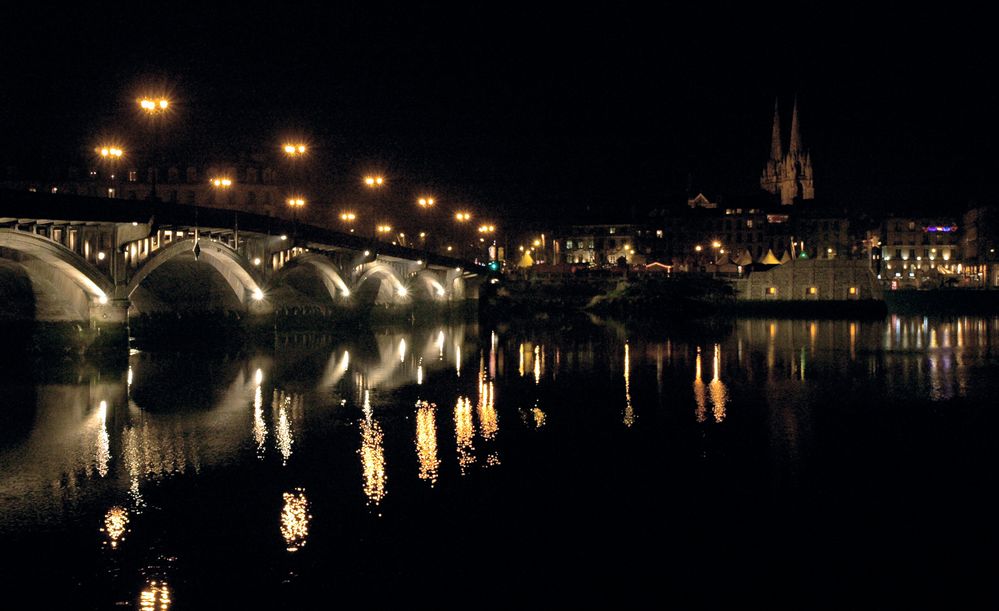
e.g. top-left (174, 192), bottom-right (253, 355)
top-left (211, 177), bottom-right (232, 187)
top-left (418, 197), bottom-right (435, 208)
top-left (287, 197), bottom-right (306, 242)
top-left (454, 211), bottom-right (471, 222)
top-left (137, 97), bottom-right (170, 200)
top-left (340, 211), bottom-right (357, 222)
top-left (95, 145), bottom-right (124, 198)
top-left (283, 143), bottom-right (307, 156)
top-left (478, 224), bottom-right (496, 233)
top-left (364, 176), bottom-right (385, 187)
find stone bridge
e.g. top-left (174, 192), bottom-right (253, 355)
top-left (0, 189), bottom-right (486, 333)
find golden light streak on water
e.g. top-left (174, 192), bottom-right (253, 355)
top-left (623, 343), bottom-right (634, 427)
top-left (455, 344), bottom-right (462, 377)
top-left (139, 580), bottom-right (171, 610)
top-left (415, 400), bottom-right (440, 485)
top-left (102, 506), bottom-right (129, 549)
top-left (360, 418), bottom-right (387, 506)
top-left (343, 350), bottom-right (350, 372)
top-left (96, 401), bottom-right (110, 477)
top-left (693, 348), bottom-right (707, 423)
top-left (709, 343), bottom-right (727, 423)
top-left (454, 396), bottom-right (475, 474)
top-left (532, 407), bottom-right (546, 428)
top-left (519, 343), bottom-right (525, 377)
top-left (122, 426), bottom-right (144, 509)
top-left (478, 381), bottom-right (498, 441)
top-left (437, 330), bottom-right (445, 360)
top-left (533, 344), bottom-right (542, 385)
top-left (276, 403), bottom-right (293, 466)
top-left (280, 489), bottom-right (311, 552)
top-left (253, 385), bottom-right (267, 458)
top-left (399, 338), bottom-right (407, 363)
top-left (417, 364), bottom-right (423, 385)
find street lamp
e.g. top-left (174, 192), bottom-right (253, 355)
top-left (96, 145), bottom-right (124, 198)
top-left (137, 97), bottom-right (169, 201)
top-left (364, 176), bottom-right (385, 187)
top-left (340, 211), bottom-right (357, 232)
top-left (287, 197), bottom-right (305, 243)
top-left (211, 177), bottom-right (233, 206)
top-left (418, 196), bottom-right (435, 208)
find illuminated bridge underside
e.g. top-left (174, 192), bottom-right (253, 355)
top-left (0, 191), bottom-right (484, 324)
top-left (0, 229), bottom-right (112, 321)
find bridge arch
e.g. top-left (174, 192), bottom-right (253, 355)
top-left (126, 238), bottom-right (263, 307)
top-left (411, 269), bottom-right (449, 301)
top-left (0, 229), bottom-right (113, 321)
top-left (355, 262), bottom-right (409, 306)
top-left (269, 253), bottom-right (351, 302)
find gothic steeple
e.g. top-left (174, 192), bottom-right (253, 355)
top-left (789, 96), bottom-right (802, 154)
top-left (769, 99), bottom-right (783, 160)
top-left (760, 95), bottom-right (814, 205)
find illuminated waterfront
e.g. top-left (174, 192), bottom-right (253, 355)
top-left (1, 316), bottom-right (997, 607)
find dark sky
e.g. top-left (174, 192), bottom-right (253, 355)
top-left (3, 5), bottom-right (997, 223)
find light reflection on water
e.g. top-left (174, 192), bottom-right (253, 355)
top-left (2, 316), bottom-right (999, 602)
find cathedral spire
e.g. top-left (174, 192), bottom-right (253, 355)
top-left (769, 99), bottom-right (782, 160)
top-left (789, 95), bottom-right (802, 154)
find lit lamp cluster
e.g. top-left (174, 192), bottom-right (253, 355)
top-left (98, 147), bottom-right (123, 159)
top-left (139, 98), bottom-right (169, 112)
top-left (340, 212), bottom-right (357, 222)
top-left (211, 177), bottom-right (232, 188)
top-left (364, 175), bottom-right (385, 187)
top-left (478, 224), bottom-right (495, 234)
top-left (455, 211), bottom-right (471, 222)
top-left (283, 143), bottom-right (307, 156)
top-left (287, 197), bottom-right (305, 209)
top-left (376, 224), bottom-right (393, 235)
top-left (418, 197), bottom-right (435, 208)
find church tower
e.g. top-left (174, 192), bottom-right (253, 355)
top-left (760, 97), bottom-right (815, 205)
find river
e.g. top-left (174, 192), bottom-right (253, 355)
top-left (1, 315), bottom-right (996, 608)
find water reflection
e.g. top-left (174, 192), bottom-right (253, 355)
top-left (96, 400), bottom-right (110, 477)
top-left (139, 580), bottom-right (171, 610)
top-left (360, 390), bottom-right (387, 506)
top-left (454, 396), bottom-right (475, 475)
top-left (623, 343), bottom-right (634, 427)
top-left (102, 506), bottom-right (129, 549)
top-left (415, 401), bottom-right (440, 485)
top-left (709, 344), bottom-right (727, 423)
top-left (280, 488), bottom-right (311, 552)
top-left (5, 316), bottom-right (999, 603)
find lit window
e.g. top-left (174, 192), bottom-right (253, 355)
top-left (128, 170), bottom-right (138, 182)
top-left (608, 227), bottom-right (617, 235)
top-left (656, 229), bottom-right (663, 238)
top-left (848, 287), bottom-right (858, 295)
top-left (766, 286), bottom-right (777, 295)
top-left (566, 240), bottom-right (574, 249)
top-left (807, 286), bottom-right (818, 295)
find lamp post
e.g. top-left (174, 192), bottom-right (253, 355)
top-left (138, 98), bottom-right (169, 201)
top-left (478, 223), bottom-right (496, 262)
top-left (454, 211), bottom-right (472, 258)
top-left (340, 211), bottom-right (357, 233)
top-left (417, 196), bottom-right (435, 252)
top-left (210, 177), bottom-right (232, 206)
top-left (283, 143), bottom-right (307, 198)
top-left (364, 176), bottom-right (385, 238)
top-left (96, 146), bottom-right (124, 198)
top-left (287, 197), bottom-right (305, 244)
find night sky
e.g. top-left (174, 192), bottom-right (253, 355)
top-left (3, 5), bottom-right (996, 223)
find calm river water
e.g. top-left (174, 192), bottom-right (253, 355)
top-left (1, 315), bottom-right (997, 608)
